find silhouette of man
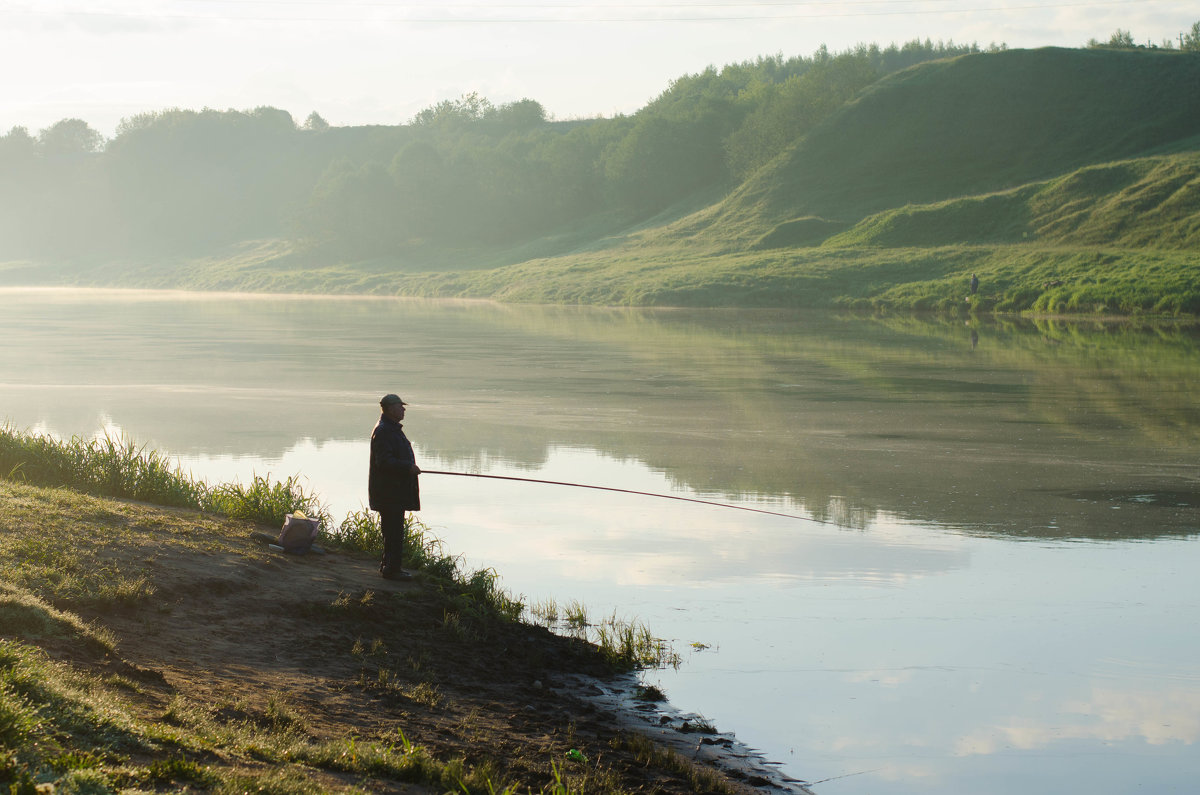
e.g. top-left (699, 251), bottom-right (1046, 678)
top-left (369, 394), bottom-right (421, 579)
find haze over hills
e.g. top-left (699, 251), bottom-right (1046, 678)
top-left (1, 42), bottom-right (1198, 314)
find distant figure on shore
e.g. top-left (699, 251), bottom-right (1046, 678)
top-left (970, 273), bottom-right (979, 295)
top-left (369, 394), bottom-right (421, 580)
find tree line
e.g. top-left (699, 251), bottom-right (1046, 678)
top-left (0, 34), bottom-right (1191, 263)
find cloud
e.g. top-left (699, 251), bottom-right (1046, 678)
top-left (955, 686), bottom-right (1200, 756)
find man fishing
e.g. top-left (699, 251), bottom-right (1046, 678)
top-left (369, 393), bottom-right (421, 580)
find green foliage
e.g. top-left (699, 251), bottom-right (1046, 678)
top-left (204, 473), bottom-right (331, 530)
top-left (1185, 21), bottom-right (1200, 52)
top-left (0, 584), bottom-right (116, 654)
top-left (0, 38), bottom-right (976, 267)
top-left (725, 50), bottom-right (881, 179)
top-left (0, 425), bottom-right (326, 530)
top-left (5, 44), bottom-right (1200, 317)
top-left (0, 428), bottom-right (205, 507)
top-left (37, 119), bottom-right (104, 157)
top-left (1088, 29), bottom-right (1138, 50)
top-left (734, 46), bottom-right (1200, 229)
top-left (592, 615), bottom-right (680, 671)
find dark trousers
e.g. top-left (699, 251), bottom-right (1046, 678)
top-left (379, 510), bottom-right (406, 569)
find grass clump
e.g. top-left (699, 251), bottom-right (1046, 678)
top-left (0, 425), bottom-right (328, 530)
top-left (531, 600), bottom-right (679, 671)
top-left (0, 430), bottom-right (204, 509)
top-left (594, 615), bottom-right (681, 671)
top-left (611, 732), bottom-right (737, 795)
top-left (0, 584), bottom-right (117, 654)
top-left (203, 473), bottom-right (331, 529)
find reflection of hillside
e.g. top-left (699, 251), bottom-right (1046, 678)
top-left (865, 314), bottom-right (1200, 448)
top-left (3, 291), bottom-right (1197, 541)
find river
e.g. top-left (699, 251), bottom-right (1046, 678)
top-left (3, 288), bottom-right (1199, 794)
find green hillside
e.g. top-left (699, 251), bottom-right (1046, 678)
top-left (825, 152), bottom-right (1200, 249)
top-left (730, 47), bottom-right (1200, 244)
top-left (2, 43), bottom-right (1199, 314)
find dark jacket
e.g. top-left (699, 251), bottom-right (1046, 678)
top-left (369, 415), bottom-right (420, 511)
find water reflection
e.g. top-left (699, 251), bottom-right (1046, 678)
top-left (4, 288), bottom-right (1197, 541)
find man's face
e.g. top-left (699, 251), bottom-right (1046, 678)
top-left (386, 402), bottom-right (406, 422)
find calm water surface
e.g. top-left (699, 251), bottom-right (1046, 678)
top-left (3, 288), bottom-right (1199, 794)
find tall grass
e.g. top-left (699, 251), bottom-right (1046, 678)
top-left (0, 425), bottom-right (325, 528)
top-left (0, 428), bottom-right (205, 508)
top-left (204, 473), bottom-right (331, 529)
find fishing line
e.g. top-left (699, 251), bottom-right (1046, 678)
top-left (422, 469), bottom-right (832, 524)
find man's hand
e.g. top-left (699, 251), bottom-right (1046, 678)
top-left (411, 465), bottom-right (422, 475)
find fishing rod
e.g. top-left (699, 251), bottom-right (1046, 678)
top-left (421, 469), bottom-right (826, 523)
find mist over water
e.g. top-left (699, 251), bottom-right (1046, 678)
top-left (3, 288), bottom-right (1199, 793)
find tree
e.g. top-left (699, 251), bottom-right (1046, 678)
top-left (486, 99), bottom-right (547, 133)
top-left (725, 52), bottom-right (880, 179)
top-left (411, 93), bottom-right (494, 128)
top-left (0, 126), bottom-right (37, 164)
top-left (37, 118), bottom-right (103, 157)
top-left (1088, 29), bottom-right (1137, 49)
top-left (1183, 21), bottom-right (1200, 52)
top-left (303, 111), bottom-right (330, 131)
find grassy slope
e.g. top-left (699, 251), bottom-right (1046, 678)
top-left (469, 47), bottom-right (1200, 313)
top-left (9, 48), bottom-right (1199, 314)
top-left (0, 477), bottom-right (750, 794)
top-left (738, 47), bottom-right (1200, 230)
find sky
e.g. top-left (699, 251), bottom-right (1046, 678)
top-left (1, 0), bottom-right (1196, 137)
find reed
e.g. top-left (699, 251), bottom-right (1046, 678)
top-left (203, 472), bottom-right (332, 529)
top-left (0, 425), bottom-right (328, 530)
top-left (594, 615), bottom-right (681, 671)
top-left (0, 426), bottom-right (205, 508)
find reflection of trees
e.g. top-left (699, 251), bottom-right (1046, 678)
top-left (868, 314), bottom-right (1200, 447)
top-left (5, 295), bottom-right (1197, 540)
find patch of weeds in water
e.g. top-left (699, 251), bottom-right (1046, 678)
top-left (679, 715), bottom-right (718, 734)
top-left (529, 597), bottom-right (560, 626)
top-left (593, 614), bottom-right (680, 671)
top-left (634, 684), bottom-right (666, 702)
top-left (563, 600), bottom-right (588, 631)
